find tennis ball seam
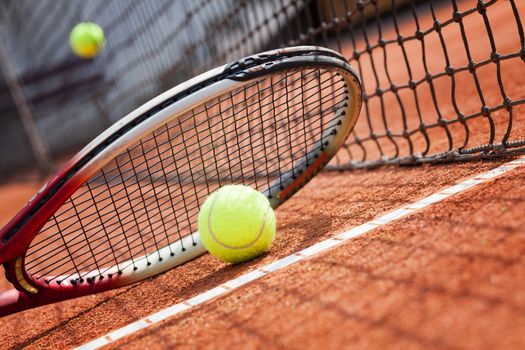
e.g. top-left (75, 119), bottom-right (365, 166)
top-left (207, 195), bottom-right (269, 250)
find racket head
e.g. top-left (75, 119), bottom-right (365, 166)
top-left (0, 46), bottom-right (362, 314)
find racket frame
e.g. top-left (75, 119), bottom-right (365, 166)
top-left (0, 46), bottom-right (362, 316)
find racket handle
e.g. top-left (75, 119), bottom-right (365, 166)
top-left (0, 289), bottom-right (35, 317)
top-left (0, 287), bottom-right (89, 317)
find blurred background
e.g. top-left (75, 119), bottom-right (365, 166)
top-left (0, 0), bottom-right (523, 179)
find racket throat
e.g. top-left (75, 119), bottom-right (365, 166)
top-left (5, 256), bottom-right (38, 294)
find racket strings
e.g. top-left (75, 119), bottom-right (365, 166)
top-left (28, 71), bottom-right (346, 279)
top-left (25, 68), bottom-right (349, 284)
top-left (31, 88), bottom-right (345, 254)
top-left (27, 122), bottom-right (336, 279)
top-left (33, 78), bottom-right (346, 240)
top-left (28, 72), bottom-right (346, 280)
top-left (85, 69), bottom-right (335, 190)
top-left (26, 130), bottom-right (340, 279)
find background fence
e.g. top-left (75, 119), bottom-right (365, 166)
top-left (0, 0), bottom-right (524, 178)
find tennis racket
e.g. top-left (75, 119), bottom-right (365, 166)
top-left (0, 46), bottom-right (362, 317)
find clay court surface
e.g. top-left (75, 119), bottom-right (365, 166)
top-left (1, 1), bottom-right (525, 349)
top-left (0, 159), bottom-right (524, 349)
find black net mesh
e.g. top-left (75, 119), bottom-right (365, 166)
top-left (0, 0), bottom-right (524, 174)
top-left (24, 68), bottom-right (349, 283)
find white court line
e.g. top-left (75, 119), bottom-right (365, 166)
top-left (76, 156), bottom-right (525, 350)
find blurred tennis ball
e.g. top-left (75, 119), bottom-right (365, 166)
top-left (69, 22), bottom-right (105, 58)
top-left (198, 185), bottom-right (276, 264)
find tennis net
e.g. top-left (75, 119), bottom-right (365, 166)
top-left (0, 0), bottom-right (524, 173)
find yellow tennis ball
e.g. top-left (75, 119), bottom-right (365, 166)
top-left (198, 185), bottom-right (276, 264)
top-left (69, 22), bottom-right (105, 58)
